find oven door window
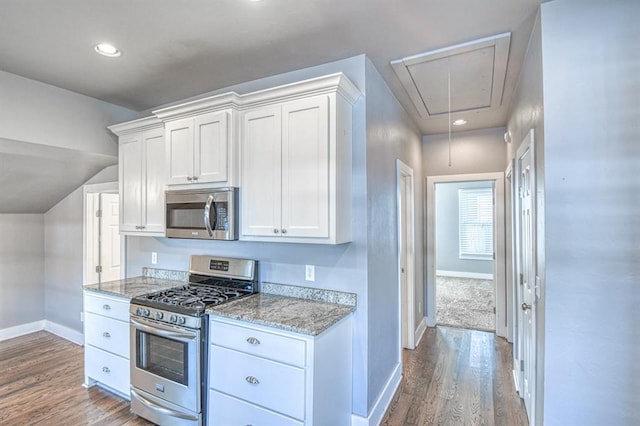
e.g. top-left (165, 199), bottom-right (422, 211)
top-left (136, 330), bottom-right (189, 385)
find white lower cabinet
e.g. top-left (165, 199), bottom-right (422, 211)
top-left (83, 292), bottom-right (131, 399)
top-left (207, 316), bottom-right (352, 426)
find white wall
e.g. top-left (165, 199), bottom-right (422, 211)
top-left (0, 70), bottom-right (137, 156)
top-left (423, 127), bottom-right (507, 176)
top-left (539, 1), bottom-right (640, 424)
top-left (363, 57), bottom-right (424, 411)
top-left (0, 215), bottom-right (44, 329)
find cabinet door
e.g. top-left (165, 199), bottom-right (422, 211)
top-left (195, 111), bottom-right (229, 184)
top-left (281, 95), bottom-right (330, 238)
top-left (142, 129), bottom-right (166, 233)
top-left (241, 106), bottom-right (282, 237)
top-left (166, 119), bottom-right (194, 185)
top-left (119, 134), bottom-right (142, 233)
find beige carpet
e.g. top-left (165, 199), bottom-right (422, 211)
top-left (436, 276), bottom-right (495, 332)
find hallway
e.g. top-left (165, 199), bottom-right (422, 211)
top-left (381, 327), bottom-right (528, 426)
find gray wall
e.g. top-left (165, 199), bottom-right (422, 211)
top-left (435, 181), bottom-right (493, 275)
top-left (423, 127), bottom-right (507, 176)
top-left (363, 57), bottom-right (424, 410)
top-left (538, 1), bottom-right (640, 424)
top-left (0, 214), bottom-right (44, 329)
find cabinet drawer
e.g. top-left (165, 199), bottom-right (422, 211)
top-left (84, 312), bottom-right (130, 358)
top-left (85, 293), bottom-right (129, 321)
top-left (208, 390), bottom-right (303, 426)
top-left (85, 345), bottom-right (130, 396)
top-left (210, 320), bottom-right (306, 367)
top-left (209, 345), bottom-right (305, 420)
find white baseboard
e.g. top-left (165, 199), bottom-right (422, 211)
top-left (414, 316), bottom-right (427, 347)
top-left (436, 270), bottom-right (493, 280)
top-left (0, 320), bottom-right (45, 341)
top-left (351, 363), bottom-right (402, 426)
top-left (44, 320), bottom-right (84, 346)
top-left (0, 320), bottom-right (83, 346)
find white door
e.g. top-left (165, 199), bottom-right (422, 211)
top-left (397, 160), bottom-right (415, 350)
top-left (143, 128), bottom-right (166, 233)
top-left (100, 193), bottom-right (121, 282)
top-left (517, 131), bottom-right (536, 422)
top-left (195, 111), bottom-right (229, 184)
top-left (241, 105), bottom-right (282, 237)
top-left (400, 173), bottom-right (409, 348)
top-left (281, 96), bottom-right (329, 238)
top-left (166, 118), bottom-right (194, 185)
top-left (119, 134), bottom-right (142, 233)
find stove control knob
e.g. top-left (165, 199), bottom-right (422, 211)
top-left (169, 314), bottom-right (178, 323)
top-left (178, 317), bottom-right (186, 325)
top-left (155, 312), bottom-right (164, 320)
top-left (135, 308), bottom-right (142, 316)
top-left (143, 309), bottom-right (151, 317)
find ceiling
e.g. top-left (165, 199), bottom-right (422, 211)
top-left (0, 0), bottom-right (540, 135)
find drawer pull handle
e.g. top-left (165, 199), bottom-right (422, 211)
top-left (102, 332), bottom-right (111, 338)
top-left (102, 366), bottom-right (110, 373)
top-left (246, 337), bottom-right (260, 345)
top-left (245, 376), bottom-right (260, 385)
top-left (102, 304), bottom-right (111, 310)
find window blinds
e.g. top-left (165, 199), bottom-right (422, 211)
top-left (458, 188), bottom-right (493, 260)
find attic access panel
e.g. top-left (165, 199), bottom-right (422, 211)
top-left (391, 33), bottom-right (511, 118)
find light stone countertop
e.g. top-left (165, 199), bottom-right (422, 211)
top-left (83, 276), bottom-right (186, 300)
top-left (207, 293), bottom-right (356, 336)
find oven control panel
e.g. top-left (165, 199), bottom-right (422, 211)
top-left (130, 305), bottom-right (201, 329)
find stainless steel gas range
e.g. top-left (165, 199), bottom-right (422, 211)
top-left (129, 255), bottom-right (258, 426)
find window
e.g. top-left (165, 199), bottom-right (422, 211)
top-left (458, 187), bottom-right (493, 260)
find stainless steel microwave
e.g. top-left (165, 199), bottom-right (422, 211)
top-left (165, 188), bottom-right (238, 240)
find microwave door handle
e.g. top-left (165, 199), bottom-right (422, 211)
top-left (204, 195), bottom-right (217, 237)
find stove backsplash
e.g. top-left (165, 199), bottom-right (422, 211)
top-left (142, 267), bottom-right (188, 282)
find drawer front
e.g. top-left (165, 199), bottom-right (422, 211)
top-left (84, 312), bottom-right (130, 358)
top-left (84, 293), bottom-right (129, 321)
top-left (85, 345), bottom-right (130, 396)
top-left (210, 319), bottom-right (306, 367)
top-left (209, 345), bottom-right (305, 420)
top-left (208, 390), bottom-right (303, 426)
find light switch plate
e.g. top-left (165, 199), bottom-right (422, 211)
top-left (152, 252), bottom-right (157, 265)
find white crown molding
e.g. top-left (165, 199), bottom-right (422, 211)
top-left (107, 115), bottom-right (163, 136)
top-left (153, 92), bottom-right (243, 121)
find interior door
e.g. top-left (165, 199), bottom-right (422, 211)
top-left (100, 193), bottom-right (121, 282)
top-left (400, 173), bottom-right (409, 348)
top-left (517, 132), bottom-right (535, 422)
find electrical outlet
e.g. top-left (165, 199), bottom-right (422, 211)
top-left (80, 312), bottom-right (84, 322)
top-left (305, 265), bottom-right (315, 282)
top-left (152, 252), bottom-right (157, 265)
top-left (419, 302), bottom-right (422, 313)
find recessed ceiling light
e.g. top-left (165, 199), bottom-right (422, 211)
top-left (94, 43), bottom-right (121, 58)
top-left (452, 119), bottom-right (467, 126)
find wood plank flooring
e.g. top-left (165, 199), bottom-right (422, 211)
top-left (0, 331), bottom-right (151, 425)
top-left (381, 326), bottom-right (529, 426)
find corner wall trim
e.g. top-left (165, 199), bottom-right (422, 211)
top-left (44, 321), bottom-right (84, 346)
top-left (414, 316), bottom-right (428, 347)
top-left (0, 320), bottom-right (45, 341)
top-left (351, 362), bottom-right (402, 426)
top-left (0, 320), bottom-right (83, 346)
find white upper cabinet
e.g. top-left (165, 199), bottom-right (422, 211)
top-left (109, 117), bottom-right (166, 236)
top-left (165, 110), bottom-right (231, 186)
top-left (154, 93), bottom-right (239, 188)
top-left (240, 74), bottom-right (360, 244)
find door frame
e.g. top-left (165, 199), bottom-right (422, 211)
top-left (83, 182), bottom-right (123, 285)
top-left (426, 172), bottom-right (507, 338)
top-left (396, 159), bottom-right (416, 351)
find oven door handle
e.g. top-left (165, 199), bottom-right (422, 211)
top-left (204, 194), bottom-right (216, 237)
top-left (130, 317), bottom-right (198, 342)
top-left (130, 388), bottom-right (199, 421)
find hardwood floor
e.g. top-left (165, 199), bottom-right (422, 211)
top-left (381, 326), bottom-right (528, 426)
top-left (0, 331), bottom-right (151, 425)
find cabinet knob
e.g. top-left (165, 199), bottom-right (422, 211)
top-left (186, 176), bottom-right (193, 181)
top-left (273, 229), bottom-right (279, 234)
top-left (102, 366), bottom-right (110, 373)
top-left (281, 229), bottom-right (287, 234)
top-left (246, 337), bottom-right (260, 345)
top-left (192, 176), bottom-right (198, 181)
top-left (245, 376), bottom-right (260, 385)
top-left (102, 332), bottom-right (111, 338)
top-left (102, 304), bottom-right (111, 310)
